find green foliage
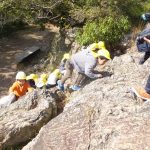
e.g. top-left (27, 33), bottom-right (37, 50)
top-left (142, 0), bottom-right (150, 12)
top-left (76, 22), bottom-right (97, 45)
top-left (73, 0), bottom-right (99, 7)
top-left (74, 0), bottom-right (145, 46)
top-left (0, 0), bottom-right (148, 45)
top-left (76, 16), bottom-right (130, 46)
top-left (106, 0), bottom-right (143, 23)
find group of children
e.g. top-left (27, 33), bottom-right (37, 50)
top-left (1, 13), bottom-right (150, 108)
top-left (0, 70), bottom-right (62, 107)
top-left (0, 41), bottom-right (111, 107)
top-left (0, 53), bottom-right (69, 107)
top-left (2, 12), bottom-right (150, 107)
top-left (57, 42), bottom-right (111, 91)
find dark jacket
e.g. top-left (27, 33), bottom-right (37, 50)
top-left (136, 28), bottom-right (150, 52)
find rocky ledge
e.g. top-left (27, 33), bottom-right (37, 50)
top-left (0, 89), bottom-right (58, 149)
top-left (23, 52), bottom-right (150, 150)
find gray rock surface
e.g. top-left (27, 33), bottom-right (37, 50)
top-left (23, 52), bottom-right (150, 150)
top-left (0, 89), bottom-right (57, 149)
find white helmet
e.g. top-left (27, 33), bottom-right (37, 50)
top-left (16, 71), bottom-right (26, 80)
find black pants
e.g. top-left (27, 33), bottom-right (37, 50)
top-left (46, 84), bottom-right (57, 89)
top-left (139, 51), bottom-right (150, 64)
top-left (27, 79), bottom-right (36, 89)
top-left (145, 75), bottom-right (150, 94)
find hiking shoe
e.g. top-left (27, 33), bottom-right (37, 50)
top-left (57, 80), bottom-right (64, 91)
top-left (70, 85), bottom-right (81, 91)
top-left (131, 86), bottom-right (150, 100)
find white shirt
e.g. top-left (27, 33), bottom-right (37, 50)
top-left (47, 73), bottom-right (57, 85)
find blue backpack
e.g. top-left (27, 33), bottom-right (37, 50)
top-left (136, 28), bottom-right (150, 52)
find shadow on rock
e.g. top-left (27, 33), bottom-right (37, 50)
top-left (81, 71), bottom-right (113, 89)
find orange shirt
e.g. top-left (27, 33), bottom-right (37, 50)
top-left (9, 81), bottom-right (31, 97)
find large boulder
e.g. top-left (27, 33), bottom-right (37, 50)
top-left (23, 53), bottom-right (150, 150)
top-left (0, 89), bottom-right (58, 149)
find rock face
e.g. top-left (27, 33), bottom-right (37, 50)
top-left (23, 52), bottom-right (150, 150)
top-left (0, 89), bottom-right (57, 149)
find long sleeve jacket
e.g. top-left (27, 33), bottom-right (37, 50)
top-left (70, 48), bottom-right (99, 78)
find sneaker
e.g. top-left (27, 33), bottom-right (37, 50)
top-left (131, 86), bottom-right (150, 100)
top-left (70, 85), bottom-right (81, 91)
top-left (57, 80), bottom-right (64, 91)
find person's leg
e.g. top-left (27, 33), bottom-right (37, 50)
top-left (70, 73), bottom-right (85, 91)
top-left (8, 93), bottom-right (18, 104)
top-left (46, 84), bottom-right (57, 89)
top-left (74, 73), bottom-right (86, 86)
top-left (60, 61), bottom-right (73, 84)
top-left (57, 61), bottom-right (73, 91)
top-left (0, 93), bottom-right (17, 108)
top-left (131, 86), bottom-right (150, 100)
top-left (139, 51), bottom-right (150, 64)
top-left (131, 75), bottom-right (150, 100)
top-left (145, 75), bottom-right (150, 94)
top-left (79, 75), bottom-right (88, 86)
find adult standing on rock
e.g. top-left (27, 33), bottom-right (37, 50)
top-left (57, 43), bottom-right (111, 91)
top-left (137, 13), bottom-right (150, 65)
top-left (132, 13), bottom-right (150, 99)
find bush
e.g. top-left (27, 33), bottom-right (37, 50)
top-left (76, 16), bottom-right (130, 46)
top-left (105, 0), bottom-right (143, 23)
top-left (0, 20), bottom-right (27, 37)
top-left (73, 0), bottom-right (99, 7)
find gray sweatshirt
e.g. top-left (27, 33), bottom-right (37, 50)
top-left (70, 48), bottom-right (99, 78)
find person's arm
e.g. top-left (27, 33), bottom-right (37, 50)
top-left (9, 82), bottom-right (17, 94)
top-left (27, 84), bottom-right (33, 92)
top-left (26, 82), bottom-right (33, 92)
top-left (144, 37), bottom-right (150, 44)
top-left (59, 60), bottom-right (66, 71)
top-left (85, 62), bottom-right (102, 79)
top-left (28, 87), bottom-right (33, 92)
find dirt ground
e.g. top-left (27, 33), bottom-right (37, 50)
top-left (0, 24), bottom-right (59, 97)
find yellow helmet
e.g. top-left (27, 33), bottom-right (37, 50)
top-left (98, 41), bottom-right (106, 49)
top-left (40, 73), bottom-right (48, 79)
top-left (91, 51), bottom-right (99, 58)
top-left (26, 75), bottom-right (31, 80)
top-left (16, 71), bottom-right (26, 80)
top-left (62, 53), bottom-right (70, 60)
top-left (97, 49), bottom-right (111, 60)
top-left (40, 73), bottom-right (48, 84)
top-left (53, 69), bottom-right (62, 78)
top-left (89, 43), bottom-right (99, 51)
top-left (26, 74), bottom-right (38, 81)
top-left (30, 74), bottom-right (38, 80)
top-left (53, 69), bottom-right (60, 75)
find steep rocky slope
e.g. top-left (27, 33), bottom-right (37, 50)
top-left (23, 51), bottom-right (150, 150)
top-left (0, 89), bottom-right (58, 149)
